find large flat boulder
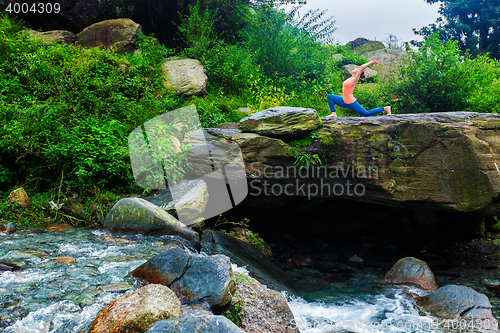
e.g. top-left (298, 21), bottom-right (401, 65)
top-left (241, 112), bottom-right (500, 215)
top-left (239, 107), bottom-right (321, 136)
top-left (129, 247), bottom-right (236, 308)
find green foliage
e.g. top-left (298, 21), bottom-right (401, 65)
top-left (177, 3), bottom-right (218, 59)
top-left (326, 44), bottom-right (368, 68)
top-left (202, 42), bottom-right (259, 93)
top-left (223, 294), bottom-right (245, 327)
top-left (289, 137), bottom-right (312, 147)
top-left (414, 0), bottom-right (500, 59)
top-left (0, 14), bottom-right (183, 192)
top-left (388, 33), bottom-right (498, 113)
top-left (241, 6), bottom-right (335, 78)
top-left (292, 149), bottom-right (322, 167)
top-left (319, 135), bottom-right (338, 147)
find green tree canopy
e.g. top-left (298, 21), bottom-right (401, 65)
top-left (414, 0), bottom-right (500, 59)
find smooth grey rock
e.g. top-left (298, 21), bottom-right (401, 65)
top-left (146, 315), bottom-right (245, 333)
top-left (130, 247), bottom-right (236, 308)
top-left (141, 179), bottom-right (209, 225)
top-left (162, 58), bottom-right (208, 96)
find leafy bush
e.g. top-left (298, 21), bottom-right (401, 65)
top-left (202, 42), bottom-right (259, 93)
top-left (388, 33), bottom-right (500, 113)
top-left (177, 2), bottom-right (218, 59)
top-left (0, 15), bottom-right (182, 192)
top-left (241, 6), bottom-right (335, 79)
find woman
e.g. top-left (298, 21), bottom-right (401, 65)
top-left (326, 60), bottom-right (391, 118)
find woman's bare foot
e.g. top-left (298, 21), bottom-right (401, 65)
top-left (384, 106), bottom-right (391, 115)
top-left (325, 112), bottom-right (338, 118)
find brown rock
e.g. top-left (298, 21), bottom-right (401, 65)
top-left (383, 257), bottom-right (437, 291)
top-left (89, 284), bottom-right (181, 333)
top-left (7, 187), bottom-right (30, 210)
top-left (234, 275), bottom-right (299, 333)
top-left (76, 19), bottom-right (141, 55)
top-left (53, 256), bottom-right (76, 264)
top-left (45, 224), bottom-right (73, 231)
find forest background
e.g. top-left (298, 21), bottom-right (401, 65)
top-left (1, 0), bottom-right (500, 226)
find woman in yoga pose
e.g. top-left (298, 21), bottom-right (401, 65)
top-left (326, 60), bottom-right (391, 118)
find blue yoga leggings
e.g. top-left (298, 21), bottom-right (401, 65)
top-left (327, 94), bottom-right (385, 117)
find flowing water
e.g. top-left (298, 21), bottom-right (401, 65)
top-left (0, 226), bottom-right (498, 332)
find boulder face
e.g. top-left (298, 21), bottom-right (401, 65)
top-left (130, 247), bottom-right (236, 308)
top-left (146, 315), bottom-right (245, 333)
top-left (88, 284), bottom-right (181, 333)
top-left (232, 112), bottom-right (500, 215)
top-left (416, 285), bottom-right (497, 325)
top-left (233, 275), bottom-right (300, 333)
top-left (239, 107), bottom-right (322, 136)
top-left (382, 257), bottom-right (437, 291)
top-left (103, 198), bottom-right (199, 247)
top-left (76, 19), bottom-right (141, 55)
top-left (162, 58), bottom-right (208, 97)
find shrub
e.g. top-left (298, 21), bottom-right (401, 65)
top-left (388, 32), bottom-right (500, 114)
top-left (0, 15), bottom-right (182, 192)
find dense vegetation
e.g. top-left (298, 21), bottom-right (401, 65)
top-left (1, 0), bottom-right (500, 226)
top-left (413, 0), bottom-right (500, 59)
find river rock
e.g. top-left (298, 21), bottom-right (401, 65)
top-left (162, 58), bottom-right (208, 96)
top-left (239, 107), bottom-right (321, 136)
top-left (234, 274), bottom-right (299, 333)
top-left (89, 284), bottom-right (181, 333)
top-left (201, 230), bottom-right (298, 295)
top-left (141, 179), bottom-right (209, 226)
top-left (146, 315), bottom-right (245, 333)
top-left (103, 198), bottom-right (199, 247)
top-left (7, 187), bottom-right (30, 210)
top-left (76, 19), bottom-right (141, 55)
top-left (129, 247), bottom-right (236, 308)
top-left (383, 257), bottom-right (437, 291)
top-left (416, 285), bottom-right (497, 326)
